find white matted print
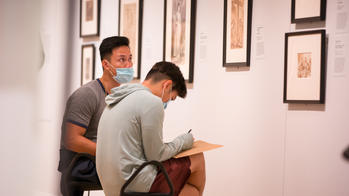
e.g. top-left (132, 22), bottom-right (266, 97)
top-left (119, 0), bottom-right (143, 79)
top-left (81, 45), bottom-right (95, 86)
top-left (291, 0), bottom-right (326, 23)
top-left (164, 0), bottom-right (196, 83)
top-left (80, 0), bottom-right (100, 37)
top-left (223, 0), bottom-right (253, 66)
top-left (284, 30), bottom-right (326, 104)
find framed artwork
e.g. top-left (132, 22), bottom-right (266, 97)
top-left (291, 0), bottom-right (326, 23)
top-left (119, 0), bottom-right (144, 79)
top-left (80, 0), bottom-right (101, 37)
top-left (163, 0), bottom-right (197, 83)
top-left (284, 30), bottom-right (326, 104)
top-left (81, 44), bottom-right (96, 86)
top-left (223, 0), bottom-right (253, 67)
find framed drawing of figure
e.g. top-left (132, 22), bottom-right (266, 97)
top-left (291, 0), bottom-right (326, 23)
top-left (80, 0), bottom-right (101, 37)
top-left (119, 0), bottom-right (144, 79)
top-left (284, 30), bottom-right (326, 104)
top-left (164, 0), bottom-right (197, 83)
top-left (81, 44), bottom-right (96, 86)
top-left (223, 0), bottom-right (253, 67)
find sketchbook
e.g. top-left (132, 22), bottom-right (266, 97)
top-left (174, 140), bottom-right (223, 158)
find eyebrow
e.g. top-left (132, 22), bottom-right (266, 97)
top-left (116, 54), bottom-right (132, 57)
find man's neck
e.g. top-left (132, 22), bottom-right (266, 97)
top-left (99, 73), bottom-right (120, 94)
top-left (142, 80), bottom-right (161, 97)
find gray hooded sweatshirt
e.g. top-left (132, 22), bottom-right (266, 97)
top-left (96, 83), bottom-right (193, 196)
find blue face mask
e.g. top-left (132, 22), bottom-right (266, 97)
top-left (113, 67), bottom-right (134, 84)
top-left (163, 101), bottom-right (169, 109)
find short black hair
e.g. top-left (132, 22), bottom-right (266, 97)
top-left (145, 61), bottom-right (187, 98)
top-left (99, 36), bottom-right (129, 61)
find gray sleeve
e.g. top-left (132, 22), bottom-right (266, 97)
top-left (140, 101), bottom-right (193, 162)
top-left (65, 87), bottom-right (97, 128)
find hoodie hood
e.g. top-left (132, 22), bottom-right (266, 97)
top-left (105, 83), bottom-right (149, 106)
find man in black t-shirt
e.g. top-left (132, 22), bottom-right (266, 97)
top-left (58, 36), bottom-right (134, 196)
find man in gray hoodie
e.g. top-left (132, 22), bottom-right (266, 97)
top-left (96, 61), bottom-right (206, 196)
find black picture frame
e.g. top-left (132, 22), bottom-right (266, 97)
top-left (283, 30), bottom-right (326, 104)
top-left (291, 0), bottom-right (326, 23)
top-left (163, 0), bottom-right (197, 83)
top-left (81, 44), bottom-right (96, 86)
top-left (80, 0), bottom-right (101, 37)
top-left (223, 0), bottom-right (253, 67)
top-left (118, 0), bottom-right (144, 79)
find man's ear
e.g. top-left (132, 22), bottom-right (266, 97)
top-left (102, 59), bottom-right (110, 69)
top-left (101, 59), bottom-right (109, 70)
top-left (164, 80), bottom-right (173, 90)
top-left (102, 59), bottom-right (115, 74)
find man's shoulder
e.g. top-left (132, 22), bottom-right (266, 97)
top-left (131, 90), bottom-right (163, 110)
top-left (133, 89), bottom-right (159, 102)
top-left (80, 80), bottom-right (102, 93)
top-left (69, 80), bottom-right (102, 102)
top-left (130, 90), bottom-right (164, 117)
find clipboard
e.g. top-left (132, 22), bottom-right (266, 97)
top-left (174, 140), bottom-right (223, 158)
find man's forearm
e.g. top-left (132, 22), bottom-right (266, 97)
top-left (65, 135), bottom-right (96, 156)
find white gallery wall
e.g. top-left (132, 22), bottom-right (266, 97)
top-left (0, 0), bottom-right (43, 195)
top-left (35, 0), bottom-right (76, 195)
top-left (5, 0), bottom-right (347, 195)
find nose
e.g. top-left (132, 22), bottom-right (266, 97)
top-left (126, 59), bottom-right (133, 68)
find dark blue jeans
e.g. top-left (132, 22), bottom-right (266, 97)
top-left (59, 149), bottom-right (100, 196)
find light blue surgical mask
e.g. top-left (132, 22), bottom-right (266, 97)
top-left (107, 61), bottom-right (134, 84)
top-left (113, 67), bottom-right (134, 84)
top-left (161, 84), bottom-right (172, 109)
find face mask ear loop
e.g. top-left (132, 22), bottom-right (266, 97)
top-left (169, 84), bottom-right (172, 101)
top-left (107, 61), bottom-right (116, 77)
top-left (161, 84), bottom-right (165, 101)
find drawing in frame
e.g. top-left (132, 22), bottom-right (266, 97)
top-left (118, 0), bottom-right (144, 79)
top-left (283, 30), bottom-right (326, 104)
top-left (163, 0), bottom-right (197, 83)
top-left (223, 0), bottom-right (253, 67)
top-left (291, 0), bottom-right (326, 23)
top-left (80, 0), bottom-right (101, 37)
top-left (81, 44), bottom-right (96, 86)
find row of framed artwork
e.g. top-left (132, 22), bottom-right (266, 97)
top-left (80, 0), bottom-right (327, 38)
top-left (284, 0), bottom-right (327, 104)
top-left (80, 0), bottom-right (327, 104)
